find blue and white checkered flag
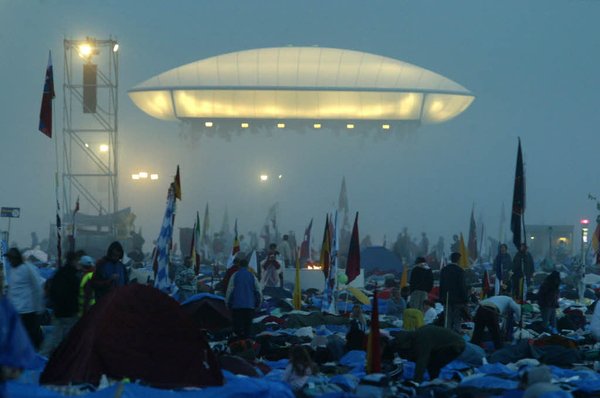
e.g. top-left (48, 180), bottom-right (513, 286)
top-left (154, 186), bottom-right (176, 292)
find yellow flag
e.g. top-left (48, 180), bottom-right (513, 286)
top-left (400, 264), bottom-right (408, 289)
top-left (347, 286), bottom-right (370, 305)
top-left (293, 249), bottom-right (302, 310)
top-left (459, 233), bottom-right (469, 269)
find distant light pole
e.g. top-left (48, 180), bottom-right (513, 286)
top-left (581, 219), bottom-right (589, 263)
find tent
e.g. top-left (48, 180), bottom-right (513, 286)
top-left (359, 246), bottom-right (404, 277)
top-left (40, 284), bottom-right (223, 388)
top-left (181, 293), bottom-right (232, 331)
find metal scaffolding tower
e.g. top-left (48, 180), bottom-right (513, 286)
top-left (63, 37), bottom-right (119, 227)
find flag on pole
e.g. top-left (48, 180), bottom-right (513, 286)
top-left (468, 206), bottom-right (478, 262)
top-left (299, 218), bottom-right (313, 263)
top-left (154, 185), bottom-right (177, 292)
top-left (366, 287), bottom-right (381, 374)
top-left (511, 138), bottom-right (525, 250)
top-left (499, 202), bottom-right (506, 243)
top-left (591, 221), bottom-right (600, 265)
top-left (226, 219), bottom-right (240, 268)
top-left (481, 270), bottom-right (490, 299)
top-left (54, 172), bottom-right (62, 266)
top-left (322, 211), bottom-right (339, 314)
top-left (459, 233), bottom-right (469, 269)
top-left (202, 203), bottom-right (210, 259)
top-left (190, 211), bottom-right (201, 274)
top-left (439, 253), bottom-right (447, 269)
top-left (338, 177), bottom-right (350, 231)
top-left (345, 212), bottom-right (360, 283)
top-left (293, 249), bottom-right (302, 310)
top-left (319, 215), bottom-right (331, 278)
top-left (39, 51), bottom-right (55, 138)
top-left (174, 165), bottom-right (182, 200)
top-left (248, 250), bottom-right (258, 274)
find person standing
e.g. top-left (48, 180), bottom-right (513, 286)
top-left (537, 271), bottom-right (560, 332)
top-left (40, 251), bottom-right (81, 357)
top-left (226, 258), bottom-right (262, 338)
top-left (260, 252), bottom-right (283, 288)
top-left (278, 235), bottom-right (293, 268)
top-left (439, 252), bottom-right (468, 334)
top-left (90, 241), bottom-right (128, 302)
top-left (409, 257), bottom-right (433, 312)
top-left (470, 295), bottom-right (520, 350)
top-left (3, 248), bottom-right (45, 350)
top-left (493, 244), bottom-right (513, 296)
top-left (512, 244), bottom-right (534, 302)
top-left (78, 255), bottom-right (95, 316)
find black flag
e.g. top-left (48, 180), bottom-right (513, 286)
top-left (510, 138), bottom-right (525, 249)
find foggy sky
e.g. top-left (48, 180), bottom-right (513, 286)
top-left (1, 0), bottom-right (599, 252)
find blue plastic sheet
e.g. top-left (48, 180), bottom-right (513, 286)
top-left (476, 363), bottom-right (519, 378)
top-left (339, 351), bottom-right (365, 368)
top-left (459, 375), bottom-right (519, 390)
top-left (0, 296), bottom-right (37, 369)
top-left (263, 359), bottom-right (289, 370)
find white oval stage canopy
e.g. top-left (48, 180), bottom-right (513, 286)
top-left (128, 47), bottom-right (474, 125)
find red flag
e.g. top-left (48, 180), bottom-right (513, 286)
top-left (367, 288), bottom-right (381, 373)
top-left (174, 165), bottom-right (182, 200)
top-left (319, 215), bottom-right (331, 277)
top-left (346, 212), bottom-right (360, 283)
top-left (481, 270), bottom-right (490, 299)
top-left (39, 51), bottom-right (55, 138)
top-left (468, 207), bottom-right (478, 262)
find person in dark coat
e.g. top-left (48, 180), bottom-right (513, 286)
top-left (226, 258), bottom-right (262, 338)
top-left (90, 241), bottom-right (128, 302)
top-left (409, 257), bottom-right (433, 312)
top-left (40, 251), bottom-right (82, 357)
top-left (537, 271), bottom-right (560, 332)
top-left (439, 252), bottom-right (468, 333)
top-left (512, 244), bottom-right (534, 302)
top-left (385, 325), bottom-right (466, 382)
top-left (493, 244), bottom-right (512, 296)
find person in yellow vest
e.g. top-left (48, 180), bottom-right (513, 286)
top-left (78, 256), bottom-right (96, 316)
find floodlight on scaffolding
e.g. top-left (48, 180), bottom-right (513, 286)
top-left (260, 174), bottom-right (269, 182)
top-left (99, 144), bottom-right (109, 152)
top-left (113, 43), bottom-right (119, 52)
top-left (150, 174), bottom-right (159, 180)
top-left (131, 174), bottom-right (140, 180)
top-left (138, 172), bottom-right (148, 179)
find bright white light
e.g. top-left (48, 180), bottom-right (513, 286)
top-left (84, 143), bottom-right (90, 148)
top-left (78, 43), bottom-right (93, 58)
top-left (205, 121), bottom-right (213, 127)
top-left (313, 123), bottom-right (321, 129)
top-left (530, 236), bottom-right (535, 240)
top-left (382, 124), bottom-right (390, 130)
top-left (346, 123), bottom-right (355, 129)
top-left (260, 174), bottom-right (269, 181)
top-left (150, 174), bottom-right (159, 180)
top-left (241, 122), bottom-right (249, 128)
top-left (131, 174), bottom-right (140, 180)
top-left (278, 175), bottom-right (283, 179)
top-left (139, 172), bottom-right (148, 179)
top-left (277, 123), bottom-right (285, 128)
top-left (113, 43), bottom-right (119, 52)
top-left (99, 144), bottom-right (109, 152)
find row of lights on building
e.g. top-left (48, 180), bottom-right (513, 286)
top-left (203, 121), bottom-right (391, 130)
top-left (84, 143), bottom-right (110, 152)
top-left (131, 172), bottom-right (159, 181)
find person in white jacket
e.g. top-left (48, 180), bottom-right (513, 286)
top-left (4, 248), bottom-right (45, 349)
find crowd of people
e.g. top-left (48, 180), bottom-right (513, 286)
top-left (2, 230), bottom-right (600, 397)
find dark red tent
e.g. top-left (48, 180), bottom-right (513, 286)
top-left (40, 284), bottom-right (223, 388)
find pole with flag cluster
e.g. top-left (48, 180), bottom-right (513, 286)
top-left (299, 218), bottom-right (313, 266)
top-left (322, 212), bottom-right (339, 314)
top-left (468, 206), bottom-right (478, 264)
top-left (510, 138), bottom-right (527, 304)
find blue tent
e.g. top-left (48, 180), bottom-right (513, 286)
top-left (359, 246), bottom-right (403, 277)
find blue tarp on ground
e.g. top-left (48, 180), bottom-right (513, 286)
top-left (7, 377), bottom-right (294, 398)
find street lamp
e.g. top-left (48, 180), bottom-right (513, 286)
top-left (581, 219), bottom-right (590, 263)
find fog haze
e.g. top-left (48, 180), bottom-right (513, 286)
top-left (1, 1), bottom-right (599, 251)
